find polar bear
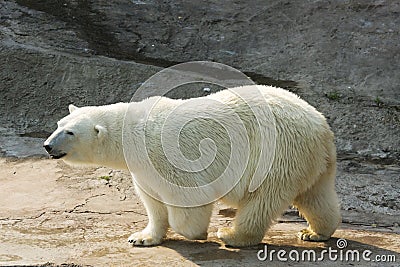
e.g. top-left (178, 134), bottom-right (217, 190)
top-left (44, 85), bottom-right (341, 247)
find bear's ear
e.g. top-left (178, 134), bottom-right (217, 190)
top-left (94, 125), bottom-right (107, 139)
top-left (69, 104), bottom-right (79, 114)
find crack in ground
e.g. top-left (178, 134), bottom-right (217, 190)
top-left (72, 210), bottom-right (114, 215)
top-left (71, 209), bottom-right (147, 217)
top-left (0, 211), bottom-right (48, 227)
top-left (68, 193), bottom-right (107, 213)
top-left (67, 193), bottom-right (147, 217)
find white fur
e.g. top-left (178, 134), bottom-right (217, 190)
top-left (44, 85), bottom-right (341, 247)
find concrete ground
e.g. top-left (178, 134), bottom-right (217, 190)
top-left (0, 157), bottom-right (398, 266)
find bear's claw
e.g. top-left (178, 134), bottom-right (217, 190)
top-left (298, 228), bottom-right (329, 241)
top-left (128, 239), bottom-right (144, 245)
top-left (128, 231), bottom-right (162, 246)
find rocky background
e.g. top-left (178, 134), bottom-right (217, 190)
top-left (1, 0), bottom-right (399, 161)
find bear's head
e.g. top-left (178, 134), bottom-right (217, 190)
top-left (43, 104), bottom-right (109, 166)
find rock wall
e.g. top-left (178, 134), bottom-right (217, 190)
top-left (1, 0), bottom-right (399, 160)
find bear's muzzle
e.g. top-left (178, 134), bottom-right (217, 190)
top-left (43, 144), bottom-right (67, 159)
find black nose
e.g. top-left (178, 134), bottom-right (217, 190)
top-left (44, 144), bottom-right (52, 153)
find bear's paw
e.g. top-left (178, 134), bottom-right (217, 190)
top-left (217, 227), bottom-right (261, 247)
top-left (128, 231), bottom-right (163, 246)
top-left (298, 228), bottom-right (329, 242)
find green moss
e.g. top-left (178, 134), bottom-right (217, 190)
top-left (374, 96), bottom-right (383, 106)
top-left (99, 175), bottom-right (111, 182)
top-left (326, 91), bottom-right (341, 100)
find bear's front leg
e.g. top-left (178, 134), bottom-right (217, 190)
top-left (128, 185), bottom-right (168, 246)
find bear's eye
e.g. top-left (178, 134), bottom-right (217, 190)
top-left (65, 130), bottom-right (74, 136)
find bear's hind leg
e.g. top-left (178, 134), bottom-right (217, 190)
top-left (294, 164), bottom-right (341, 242)
top-left (218, 197), bottom-right (288, 247)
top-left (128, 185), bottom-right (169, 246)
top-left (168, 204), bottom-right (213, 240)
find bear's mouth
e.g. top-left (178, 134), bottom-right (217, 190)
top-left (50, 153), bottom-right (67, 159)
